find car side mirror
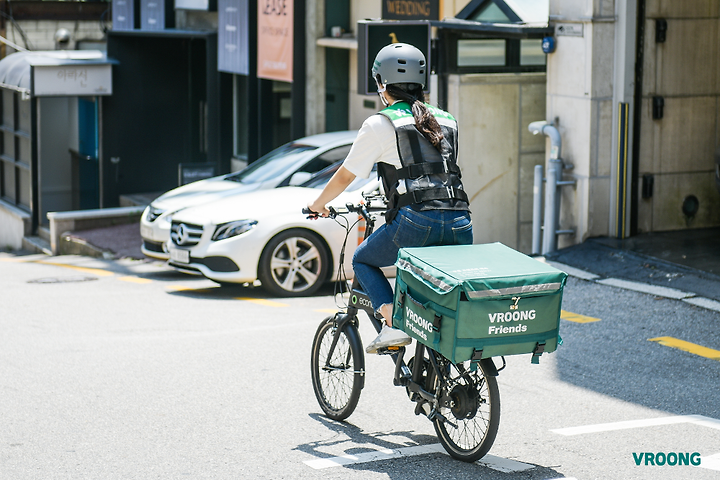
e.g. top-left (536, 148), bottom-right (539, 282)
top-left (289, 171), bottom-right (313, 186)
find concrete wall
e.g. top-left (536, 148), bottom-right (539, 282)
top-left (637, 1), bottom-right (720, 232)
top-left (546, 0), bottom-right (616, 246)
top-left (0, 201), bottom-right (31, 250)
top-left (447, 73), bottom-right (547, 253)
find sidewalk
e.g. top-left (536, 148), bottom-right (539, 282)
top-left (543, 227), bottom-right (720, 311)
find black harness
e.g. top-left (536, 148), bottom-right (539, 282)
top-left (377, 103), bottom-right (469, 222)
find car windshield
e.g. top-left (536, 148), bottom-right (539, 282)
top-left (226, 143), bottom-right (318, 184)
top-left (301, 162), bottom-right (377, 192)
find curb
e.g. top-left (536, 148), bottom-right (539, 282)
top-left (59, 234), bottom-right (116, 259)
top-left (542, 259), bottom-right (720, 314)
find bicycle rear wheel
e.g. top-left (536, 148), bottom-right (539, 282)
top-left (310, 316), bottom-right (364, 421)
top-left (433, 358), bottom-right (500, 463)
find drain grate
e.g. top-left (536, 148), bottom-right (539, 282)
top-left (28, 275), bottom-right (99, 284)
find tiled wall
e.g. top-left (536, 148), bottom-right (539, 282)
top-left (7, 20), bottom-right (107, 51)
top-left (637, 1), bottom-right (720, 231)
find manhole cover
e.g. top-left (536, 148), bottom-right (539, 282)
top-left (28, 275), bottom-right (99, 284)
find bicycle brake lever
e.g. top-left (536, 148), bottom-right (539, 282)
top-left (302, 207), bottom-right (320, 219)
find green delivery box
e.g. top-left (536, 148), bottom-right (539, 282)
top-left (392, 243), bottom-right (568, 364)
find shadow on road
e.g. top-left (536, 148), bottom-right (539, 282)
top-left (295, 413), bottom-right (566, 478)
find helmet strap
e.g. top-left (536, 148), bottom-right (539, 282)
top-left (375, 78), bottom-right (389, 107)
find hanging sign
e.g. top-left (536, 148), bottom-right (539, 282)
top-left (219, 0), bottom-right (249, 75)
top-left (257, 0), bottom-right (293, 82)
top-left (357, 20), bottom-right (431, 95)
top-left (33, 65), bottom-right (113, 96)
top-left (382, 0), bottom-right (439, 21)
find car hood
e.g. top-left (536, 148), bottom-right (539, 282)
top-left (151, 179), bottom-right (262, 212)
top-left (171, 187), bottom-right (325, 225)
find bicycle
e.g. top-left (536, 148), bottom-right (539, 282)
top-left (304, 195), bottom-right (501, 463)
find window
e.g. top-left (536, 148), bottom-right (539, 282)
top-left (458, 39), bottom-right (506, 67)
top-left (299, 145), bottom-right (352, 175)
top-left (520, 39), bottom-right (546, 66)
top-left (472, 3), bottom-right (511, 23)
top-left (0, 89), bottom-right (31, 211)
top-left (445, 34), bottom-right (548, 74)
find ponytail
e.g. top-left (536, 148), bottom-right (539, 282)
top-left (383, 81), bottom-right (444, 151)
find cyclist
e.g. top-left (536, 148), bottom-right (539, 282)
top-left (308, 42), bottom-right (472, 354)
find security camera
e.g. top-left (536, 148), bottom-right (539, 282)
top-left (54, 28), bottom-right (71, 49)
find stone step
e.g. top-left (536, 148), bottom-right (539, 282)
top-left (38, 226), bottom-right (51, 243)
top-left (22, 236), bottom-right (52, 256)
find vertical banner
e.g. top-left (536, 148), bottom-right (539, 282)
top-left (257, 0), bottom-right (293, 82)
top-left (219, 0), bottom-right (249, 75)
top-left (112, 0), bottom-right (137, 31)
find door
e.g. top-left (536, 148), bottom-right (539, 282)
top-left (77, 96), bottom-right (99, 209)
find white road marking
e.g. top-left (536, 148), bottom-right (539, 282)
top-left (304, 443), bottom-right (535, 472)
top-left (304, 444), bottom-right (445, 469)
top-left (596, 278), bottom-right (694, 299)
top-left (683, 296), bottom-right (720, 312)
top-left (551, 414), bottom-right (720, 436)
top-left (478, 454), bottom-right (535, 472)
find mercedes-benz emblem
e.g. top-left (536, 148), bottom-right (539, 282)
top-left (175, 224), bottom-right (189, 245)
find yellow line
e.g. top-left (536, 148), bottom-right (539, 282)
top-left (118, 276), bottom-right (153, 284)
top-left (166, 285), bottom-right (219, 293)
top-left (649, 337), bottom-right (720, 361)
top-left (235, 297), bottom-right (289, 307)
top-left (36, 261), bottom-right (114, 277)
top-left (166, 285), bottom-right (193, 292)
top-left (561, 310), bottom-right (601, 323)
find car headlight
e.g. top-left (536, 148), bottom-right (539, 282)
top-left (163, 208), bottom-right (185, 224)
top-left (212, 220), bottom-right (258, 241)
top-left (146, 206), bottom-right (165, 222)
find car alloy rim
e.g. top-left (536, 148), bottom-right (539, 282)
top-left (269, 236), bottom-right (322, 292)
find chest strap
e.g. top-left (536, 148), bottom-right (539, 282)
top-left (396, 161), bottom-right (460, 179)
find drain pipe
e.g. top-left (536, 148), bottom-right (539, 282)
top-left (529, 121), bottom-right (575, 255)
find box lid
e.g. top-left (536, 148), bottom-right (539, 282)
top-left (397, 243), bottom-right (567, 299)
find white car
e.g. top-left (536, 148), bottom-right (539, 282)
top-left (166, 166), bottom-right (382, 296)
top-left (140, 131), bottom-right (357, 260)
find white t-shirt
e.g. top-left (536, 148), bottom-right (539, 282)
top-left (342, 114), bottom-right (402, 179)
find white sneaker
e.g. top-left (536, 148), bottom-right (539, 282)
top-left (366, 325), bottom-right (412, 354)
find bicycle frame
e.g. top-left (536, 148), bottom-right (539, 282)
top-left (324, 203), bottom-right (462, 417)
top-left (311, 199), bottom-right (501, 462)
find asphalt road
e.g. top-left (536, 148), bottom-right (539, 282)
top-left (1, 253), bottom-right (719, 479)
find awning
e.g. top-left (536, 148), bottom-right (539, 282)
top-left (0, 50), bottom-right (117, 99)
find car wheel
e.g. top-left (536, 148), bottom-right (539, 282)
top-left (258, 229), bottom-right (330, 297)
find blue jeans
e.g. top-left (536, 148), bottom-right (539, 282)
top-left (352, 206), bottom-right (473, 312)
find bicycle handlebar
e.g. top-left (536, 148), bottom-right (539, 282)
top-left (303, 193), bottom-right (387, 221)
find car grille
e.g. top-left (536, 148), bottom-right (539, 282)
top-left (146, 206), bottom-right (164, 222)
top-left (170, 221), bottom-right (204, 246)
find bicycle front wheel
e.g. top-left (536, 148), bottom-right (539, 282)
top-left (433, 359), bottom-right (500, 463)
top-left (310, 316), bottom-right (364, 421)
